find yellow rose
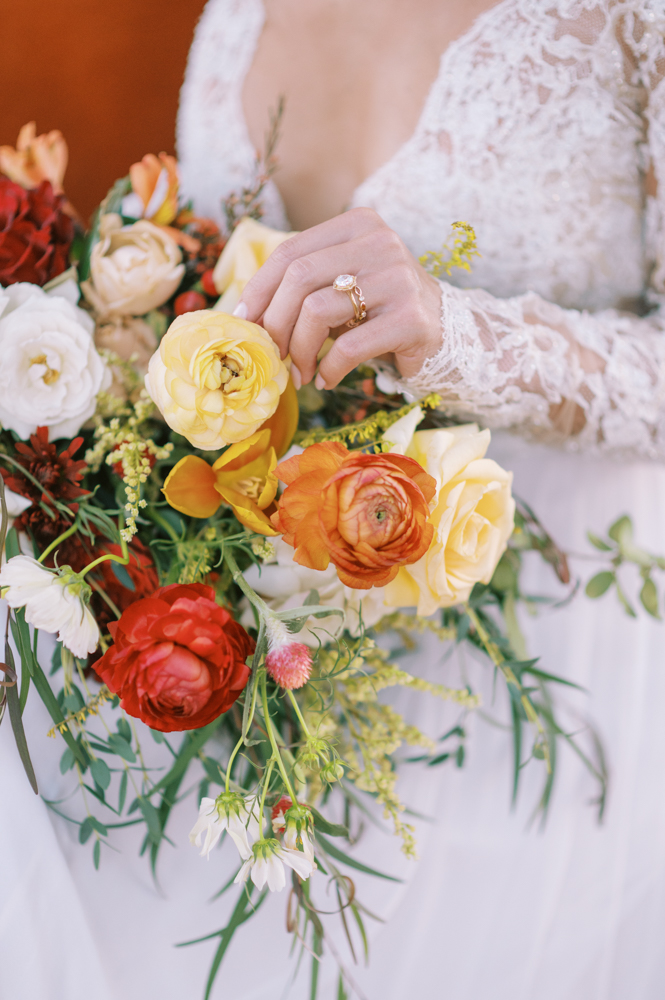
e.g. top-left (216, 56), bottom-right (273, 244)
top-left (145, 309), bottom-right (289, 449)
top-left (212, 217), bottom-right (295, 313)
top-left (382, 408), bottom-right (515, 614)
top-left (81, 214), bottom-right (184, 318)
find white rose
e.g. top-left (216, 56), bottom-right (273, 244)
top-left (382, 408), bottom-right (515, 614)
top-left (0, 282), bottom-right (109, 440)
top-left (81, 214), bottom-right (184, 317)
top-left (0, 555), bottom-right (99, 658)
top-left (243, 538), bottom-right (391, 646)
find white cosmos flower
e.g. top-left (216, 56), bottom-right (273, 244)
top-left (190, 793), bottom-right (261, 861)
top-left (0, 555), bottom-right (99, 657)
top-left (234, 838), bottom-right (316, 892)
top-left (0, 281), bottom-right (109, 440)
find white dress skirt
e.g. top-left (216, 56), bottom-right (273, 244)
top-left (4, 1), bottom-right (665, 997)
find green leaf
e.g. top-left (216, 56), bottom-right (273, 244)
top-left (138, 796), bottom-right (162, 845)
top-left (118, 770), bottom-right (128, 813)
top-left (4, 645), bottom-right (38, 794)
top-left (90, 757), bottom-right (111, 791)
top-left (107, 733), bottom-right (136, 762)
top-left (640, 577), bottom-right (660, 619)
top-left (615, 579), bottom-right (637, 618)
top-left (4, 526), bottom-right (20, 560)
top-left (587, 531), bottom-right (613, 552)
top-left (309, 806), bottom-right (349, 839)
top-left (88, 816), bottom-right (108, 837)
top-left (585, 571), bottom-right (615, 598)
top-left (79, 817), bottom-right (94, 844)
top-left (111, 561), bottom-right (136, 592)
top-left (93, 839), bottom-right (101, 870)
top-left (60, 747), bottom-right (76, 774)
top-left (608, 515), bottom-right (633, 546)
top-left (116, 717), bottom-right (132, 743)
top-left (28, 653), bottom-right (88, 768)
top-left (316, 834), bottom-right (402, 882)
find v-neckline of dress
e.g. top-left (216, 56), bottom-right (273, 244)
top-left (235, 0), bottom-right (515, 227)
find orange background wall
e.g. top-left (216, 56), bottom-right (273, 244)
top-left (0, 0), bottom-right (207, 221)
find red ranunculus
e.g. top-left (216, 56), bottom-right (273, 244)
top-left (0, 176), bottom-right (74, 285)
top-left (95, 583), bottom-right (254, 732)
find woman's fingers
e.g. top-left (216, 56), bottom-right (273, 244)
top-left (315, 318), bottom-right (403, 389)
top-left (239, 207), bottom-right (384, 324)
top-left (287, 285), bottom-right (359, 384)
top-left (261, 237), bottom-right (373, 358)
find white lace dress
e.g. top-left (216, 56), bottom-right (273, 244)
top-left (3, 2), bottom-right (665, 999)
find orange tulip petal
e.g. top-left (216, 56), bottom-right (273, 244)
top-left (259, 377), bottom-right (299, 458)
top-left (162, 455), bottom-right (221, 518)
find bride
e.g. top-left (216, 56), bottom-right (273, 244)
top-left (3, 1), bottom-right (665, 998)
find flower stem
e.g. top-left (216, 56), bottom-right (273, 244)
top-left (258, 757), bottom-right (276, 824)
top-left (286, 689), bottom-right (310, 737)
top-left (79, 528), bottom-right (129, 579)
top-left (260, 672), bottom-right (297, 802)
top-left (37, 521), bottom-right (80, 564)
top-left (223, 547), bottom-right (270, 617)
top-left (225, 734), bottom-right (245, 794)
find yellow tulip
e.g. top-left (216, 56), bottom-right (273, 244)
top-left (163, 429), bottom-right (279, 535)
top-left (211, 217), bottom-right (296, 313)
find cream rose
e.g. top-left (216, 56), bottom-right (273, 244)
top-left (242, 538), bottom-right (389, 646)
top-left (81, 214), bottom-right (184, 317)
top-left (382, 408), bottom-right (515, 614)
top-left (0, 282), bottom-right (109, 440)
top-left (145, 309), bottom-right (289, 449)
top-left (212, 217), bottom-right (295, 313)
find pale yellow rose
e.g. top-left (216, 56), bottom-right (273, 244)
top-left (212, 217), bottom-right (296, 313)
top-left (0, 122), bottom-right (68, 193)
top-left (382, 408), bottom-right (515, 614)
top-left (81, 214), bottom-right (184, 318)
top-left (145, 309), bottom-right (289, 449)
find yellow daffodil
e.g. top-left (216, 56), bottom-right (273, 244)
top-left (163, 429), bottom-right (279, 535)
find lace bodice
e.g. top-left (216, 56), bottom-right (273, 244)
top-left (178, 0), bottom-right (665, 460)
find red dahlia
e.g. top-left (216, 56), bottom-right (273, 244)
top-left (95, 583), bottom-right (254, 732)
top-left (2, 426), bottom-right (88, 507)
top-left (0, 176), bottom-right (74, 285)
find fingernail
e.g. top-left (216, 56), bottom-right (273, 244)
top-left (315, 372), bottom-right (326, 391)
top-left (290, 363), bottom-right (302, 390)
top-left (232, 301), bottom-right (248, 319)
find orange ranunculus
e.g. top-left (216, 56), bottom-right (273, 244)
top-left (0, 122), bottom-right (68, 194)
top-left (122, 152), bottom-right (179, 226)
top-left (271, 442), bottom-right (437, 589)
top-left (258, 375), bottom-right (299, 458)
top-left (163, 428), bottom-right (279, 535)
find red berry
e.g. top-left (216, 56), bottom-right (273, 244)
top-left (201, 269), bottom-right (218, 297)
top-left (174, 291), bottom-right (207, 316)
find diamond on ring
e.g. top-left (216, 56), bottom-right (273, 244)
top-left (333, 274), bottom-right (367, 328)
top-left (333, 274), bottom-right (356, 291)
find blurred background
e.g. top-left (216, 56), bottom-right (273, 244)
top-left (0, 0), bottom-right (206, 221)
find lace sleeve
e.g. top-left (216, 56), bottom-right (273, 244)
top-left (392, 8), bottom-right (665, 461)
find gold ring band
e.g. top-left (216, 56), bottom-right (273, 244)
top-left (333, 274), bottom-right (367, 328)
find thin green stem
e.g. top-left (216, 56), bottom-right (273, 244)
top-left (258, 757), bottom-right (276, 824)
top-left (37, 521), bottom-right (80, 564)
top-left (225, 735), bottom-right (245, 794)
top-left (79, 529), bottom-right (129, 579)
top-left (287, 689), bottom-right (311, 738)
top-left (224, 548), bottom-right (270, 616)
top-left (260, 672), bottom-right (297, 802)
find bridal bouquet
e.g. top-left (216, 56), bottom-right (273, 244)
top-left (0, 124), bottom-right (607, 998)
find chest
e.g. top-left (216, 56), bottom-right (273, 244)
top-left (241, 0), bottom-right (503, 228)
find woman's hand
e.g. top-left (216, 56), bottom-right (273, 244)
top-left (234, 207), bottom-right (442, 389)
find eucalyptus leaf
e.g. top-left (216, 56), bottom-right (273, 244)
top-left (587, 531), bottom-right (612, 552)
top-left (90, 757), bottom-right (111, 791)
top-left (608, 515), bottom-right (633, 546)
top-left (107, 733), bottom-right (136, 762)
top-left (640, 577), bottom-right (660, 619)
top-left (585, 571), bottom-right (615, 598)
top-left (111, 561), bottom-right (136, 592)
